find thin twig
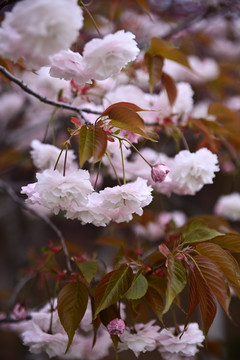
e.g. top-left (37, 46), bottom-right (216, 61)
top-left (0, 316), bottom-right (32, 324)
top-left (0, 66), bottom-right (102, 117)
top-left (0, 180), bottom-right (73, 272)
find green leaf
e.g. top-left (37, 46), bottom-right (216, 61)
top-left (149, 37), bottom-right (191, 69)
top-left (161, 71), bottom-right (178, 106)
top-left (94, 265), bottom-right (133, 318)
top-left (196, 242), bottom-right (240, 286)
top-left (79, 125), bottom-right (94, 168)
top-left (212, 234), bottom-right (240, 252)
top-left (145, 286), bottom-right (164, 322)
top-left (144, 52), bottom-right (163, 93)
top-left (182, 220), bottom-right (224, 244)
top-left (58, 281), bottom-right (89, 352)
top-left (125, 272), bottom-right (148, 300)
top-left (77, 260), bottom-right (98, 283)
top-left (193, 255), bottom-right (231, 316)
top-left (164, 254), bottom-right (186, 314)
top-left (193, 266), bottom-right (217, 336)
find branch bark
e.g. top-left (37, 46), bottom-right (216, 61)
top-left (0, 65), bottom-right (102, 118)
top-left (0, 179), bottom-right (73, 273)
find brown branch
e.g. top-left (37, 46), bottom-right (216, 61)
top-left (0, 179), bottom-right (73, 273)
top-left (0, 0), bottom-right (16, 10)
top-left (0, 65), bottom-right (102, 118)
top-left (162, 3), bottom-right (233, 40)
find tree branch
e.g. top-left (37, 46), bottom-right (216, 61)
top-left (0, 65), bottom-right (102, 117)
top-left (0, 180), bottom-right (73, 273)
top-left (162, 3), bottom-right (233, 40)
top-left (0, 0), bottom-right (16, 10)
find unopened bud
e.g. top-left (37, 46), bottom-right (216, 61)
top-left (107, 318), bottom-right (125, 336)
top-left (12, 303), bottom-right (27, 320)
top-left (151, 164), bottom-right (170, 183)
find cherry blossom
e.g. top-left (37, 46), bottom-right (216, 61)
top-left (0, 0), bottom-right (83, 69)
top-left (214, 192), bottom-right (240, 221)
top-left (118, 320), bottom-right (161, 357)
top-left (158, 323), bottom-right (204, 359)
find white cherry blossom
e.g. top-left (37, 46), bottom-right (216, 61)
top-left (0, 0), bottom-right (83, 69)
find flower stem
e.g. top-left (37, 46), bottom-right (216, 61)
top-left (54, 148), bottom-right (64, 171)
top-left (106, 152), bottom-right (122, 186)
top-left (117, 136), bottom-right (153, 168)
top-left (119, 140), bottom-right (126, 185)
top-left (94, 159), bottom-right (102, 190)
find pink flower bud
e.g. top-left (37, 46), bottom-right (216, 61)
top-left (12, 303), bottom-right (27, 320)
top-left (151, 164), bottom-right (170, 183)
top-left (107, 318), bottom-right (125, 336)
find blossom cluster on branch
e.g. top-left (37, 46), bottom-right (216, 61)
top-left (1, 0), bottom-right (240, 360)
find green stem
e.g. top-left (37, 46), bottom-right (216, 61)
top-left (106, 153), bottom-right (122, 186)
top-left (94, 159), bottom-right (102, 190)
top-left (79, 1), bottom-right (102, 38)
top-left (63, 145), bottom-right (68, 177)
top-left (119, 140), bottom-right (126, 185)
top-left (54, 148), bottom-right (64, 171)
top-left (113, 135), bottom-right (153, 168)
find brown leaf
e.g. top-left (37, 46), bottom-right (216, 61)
top-left (196, 242), bottom-right (240, 286)
top-left (161, 72), bottom-right (178, 106)
top-left (149, 37), bottom-right (191, 69)
top-left (194, 266), bottom-right (217, 336)
top-left (212, 234), bottom-right (240, 252)
top-left (186, 270), bottom-right (199, 322)
top-left (93, 125), bottom-right (107, 163)
top-left (144, 52), bottom-right (163, 93)
top-left (193, 255), bottom-right (231, 316)
top-left (101, 102), bottom-right (144, 117)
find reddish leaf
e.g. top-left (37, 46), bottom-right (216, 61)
top-left (212, 234), bottom-right (240, 252)
top-left (94, 265), bottom-right (133, 318)
top-left (58, 281), bottom-right (89, 352)
top-left (108, 107), bottom-right (156, 141)
top-left (101, 102), bottom-right (144, 117)
top-left (194, 266), bottom-right (217, 336)
top-left (186, 270), bottom-right (199, 322)
top-left (149, 37), bottom-right (191, 69)
top-left (108, 106), bottom-right (145, 128)
top-left (196, 242), bottom-right (240, 286)
top-left (93, 125), bottom-right (107, 163)
top-left (161, 72), bottom-right (178, 106)
top-left (193, 255), bottom-right (230, 316)
top-left (164, 254), bottom-right (186, 314)
top-left (144, 52), bottom-right (163, 93)
top-left (145, 286), bottom-right (164, 322)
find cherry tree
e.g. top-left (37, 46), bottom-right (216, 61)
top-left (0, 0), bottom-right (240, 359)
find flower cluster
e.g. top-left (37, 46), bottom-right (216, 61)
top-left (0, 0), bottom-right (83, 69)
top-left (50, 30), bottom-right (139, 84)
top-left (158, 323), bottom-right (205, 360)
top-left (21, 141), bottom-right (153, 226)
